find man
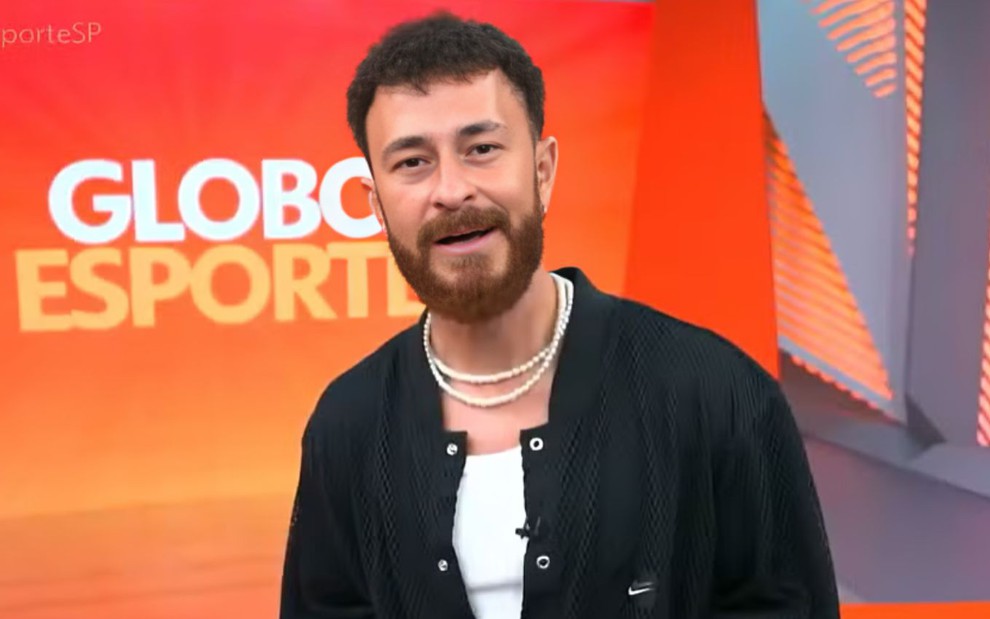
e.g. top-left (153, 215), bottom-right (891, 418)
top-left (280, 12), bottom-right (839, 619)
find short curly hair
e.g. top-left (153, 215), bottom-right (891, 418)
top-left (346, 12), bottom-right (545, 164)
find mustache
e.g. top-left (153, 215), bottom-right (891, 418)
top-left (417, 206), bottom-right (510, 249)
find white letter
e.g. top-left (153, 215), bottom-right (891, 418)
top-left (71, 22), bottom-right (86, 44)
top-left (262, 159), bottom-right (321, 240)
top-left (132, 160), bottom-right (184, 243)
top-left (178, 159), bottom-right (260, 241)
top-left (48, 159), bottom-right (132, 245)
top-left (319, 157), bottom-right (380, 239)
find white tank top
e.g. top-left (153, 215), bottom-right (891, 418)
top-left (453, 445), bottom-right (528, 619)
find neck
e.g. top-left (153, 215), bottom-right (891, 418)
top-left (428, 270), bottom-right (558, 375)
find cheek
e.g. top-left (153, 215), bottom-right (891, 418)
top-left (478, 164), bottom-right (532, 201)
top-left (493, 180), bottom-right (538, 216)
top-left (384, 215), bottom-right (420, 246)
top-left (379, 188), bottom-right (426, 236)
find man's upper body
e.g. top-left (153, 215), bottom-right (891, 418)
top-left (281, 267), bottom-right (839, 619)
top-left (280, 12), bottom-right (839, 619)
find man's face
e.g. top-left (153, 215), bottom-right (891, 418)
top-left (364, 69), bottom-right (557, 324)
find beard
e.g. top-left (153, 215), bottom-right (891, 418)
top-left (384, 184), bottom-right (544, 324)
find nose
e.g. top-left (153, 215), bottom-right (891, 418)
top-left (430, 156), bottom-right (476, 210)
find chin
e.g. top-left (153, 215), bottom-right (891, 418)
top-left (434, 254), bottom-right (506, 277)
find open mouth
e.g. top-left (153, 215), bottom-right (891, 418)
top-left (435, 227), bottom-right (495, 245)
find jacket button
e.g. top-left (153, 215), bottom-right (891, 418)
top-left (529, 437), bottom-right (544, 451)
top-left (446, 443), bottom-right (458, 456)
top-left (535, 555), bottom-right (550, 570)
top-left (437, 559), bottom-right (449, 572)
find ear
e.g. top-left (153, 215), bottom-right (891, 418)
top-left (535, 136), bottom-right (558, 215)
top-left (360, 176), bottom-right (387, 236)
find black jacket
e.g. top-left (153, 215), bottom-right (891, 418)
top-left (280, 267), bottom-right (840, 619)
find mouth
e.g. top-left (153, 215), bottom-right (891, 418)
top-left (435, 227), bottom-right (495, 246)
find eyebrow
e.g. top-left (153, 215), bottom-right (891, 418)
top-left (458, 120), bottom-right (507, 137)
top-left (380, 120), bottom-right (508, 160)
top-left (382, 135), bottom-right (427, 160)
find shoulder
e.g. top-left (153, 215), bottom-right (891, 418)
top-left (610, 297), bottom-right (784, 427)
top-left (302, 322), bottom-right (417, 452)
top-left (612, 298), bottom-right (771, 377)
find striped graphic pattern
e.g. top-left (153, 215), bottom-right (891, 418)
top-left (905, 0), bottom-right (927, 253)
top-left (807, 0), bottom-right (898, 98)
top-left (979, 251), bottom-right (990, 446)
top-left (765, 114), bottom-right (894, 409)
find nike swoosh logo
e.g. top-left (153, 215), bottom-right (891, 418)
top-left (628, 585), bottom-right (654, 596)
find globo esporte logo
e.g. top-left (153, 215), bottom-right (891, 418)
top-left (15, 158), bottom-right (423, 332)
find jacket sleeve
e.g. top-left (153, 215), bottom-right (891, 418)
top-left (280, 417), bottom-right (375, 619)
top-left (711, 376), bottom-right (840, 619)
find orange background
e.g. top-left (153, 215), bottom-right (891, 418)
top-left (0, 0), bottom-right (985, 617)
top-left (0, 1), bottom-right (653, 616)
top-left (0, 0), bottom-right (651, 520)
top-left (626, 0), bottom-right (779, 376)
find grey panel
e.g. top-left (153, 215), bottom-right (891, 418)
top-left (909, 445), bottom-right (990, 498)
top-left (806, 438), bottom-right (990, 602)
top-left (758, 0), bottom-right (910, 416)
top-left (906, 0), bottom-right (990, 445)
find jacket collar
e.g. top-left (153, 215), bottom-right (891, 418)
top-left (401, 267), bottom-right (619, 432)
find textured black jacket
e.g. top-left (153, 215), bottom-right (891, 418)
top-left (280, 267), bottom-right (840, 619)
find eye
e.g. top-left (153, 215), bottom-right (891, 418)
top-left (471, 144), bottom-right (499, 156)
top-left (396, 157), bottom-right (426, 170)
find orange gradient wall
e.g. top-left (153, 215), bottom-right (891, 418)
top-left (3, 1), bottom-right (984, 618)
top-left (0, 3), bottom-right (653, 615)
top-left (626, 0), bottom-right (778, 375)
top-left (0, 0), bottom-right (651, 520)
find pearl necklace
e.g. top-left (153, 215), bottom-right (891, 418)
top-left (423, 273), bottom-right (574, 408)
top-left (431, 331), bottom-right (553, 385)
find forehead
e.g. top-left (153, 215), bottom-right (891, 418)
top-left (365, 70), bottom-right (529, 154)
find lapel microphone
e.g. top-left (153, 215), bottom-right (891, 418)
top-left (515, 516), bottom-right (543, 540)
